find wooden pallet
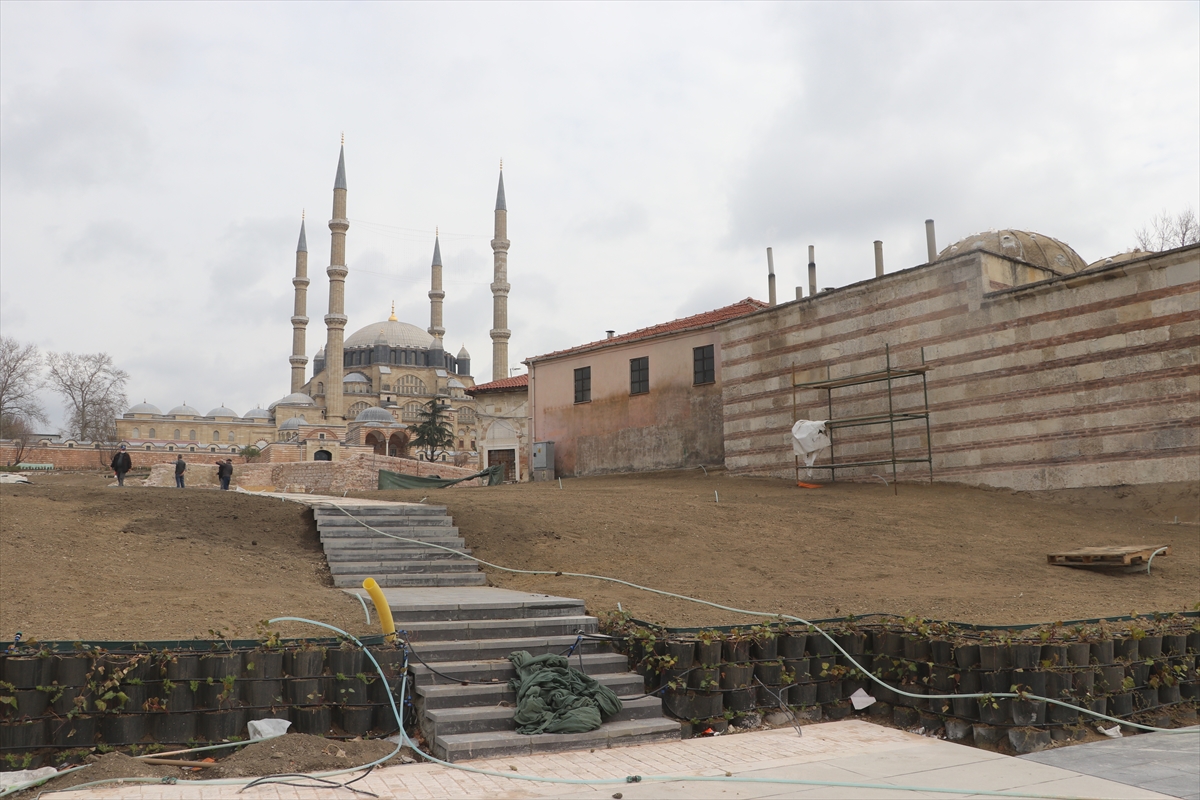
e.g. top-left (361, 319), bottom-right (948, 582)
top-left (1047, 545), bottom-right (1170, 567)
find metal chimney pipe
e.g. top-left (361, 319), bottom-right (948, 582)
top-left (874, 240), bottom-right (884, 277)
top-left (925, 219), bottom-right (937, 263)
top-left (606, 330), bottom-right (615, 339)
top-left (807, 245), bottom-right (817, 298)
top-left (766, 247), bottom-right (777, 306)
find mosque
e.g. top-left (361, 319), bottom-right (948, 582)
top-left (114, 145), bottom-right (512, 464)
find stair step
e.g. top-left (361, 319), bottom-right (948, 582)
top-left (328, 546), bottom-right (477, 561)
top-left (409, 652), bottom-right (631, 685)
top-left (424, 696), bottom-right (664, 739)
top-left (432, 718), bottom-right (681, 762)
top-left (318, 520), bottom-right (456, 531)
top-left (407, 635), bottom-right (608, 665)
top-left (332, 573), bottom-right (488, 588)
top-left (415, 672), bottom-right (644, 709)
top-left (388, 599), bottom-right (588, 623)
top-left (328, 561), bottom-right (481, 575)
top-left (319, 527), bottom-right (460, 539)
top-left (315, 506), bottom-right (448, 517)
top-left (399, 616), bottom-right (597, 642)
top-left (321, 537), bottom-right (466, 549)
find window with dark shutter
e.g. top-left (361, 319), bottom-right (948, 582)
top-left (693, 345), bottom-right (715, 385)
top-left (630, 357), bottom-right (649, 395)
top-left (574, 367), bottom-right (591, 403)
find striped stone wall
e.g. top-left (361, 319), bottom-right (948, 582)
top-left (719, 245), bottom-right (1199, 490)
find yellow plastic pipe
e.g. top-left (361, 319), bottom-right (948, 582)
top-left (362, 578), bottom-right (396, 644)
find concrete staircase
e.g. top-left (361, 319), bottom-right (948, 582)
top-left (314, 503), bottom-right (487, 589)
top-left (389, 589), bottom-right (680, 761)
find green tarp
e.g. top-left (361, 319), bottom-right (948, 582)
top-left (507, 650), bottom-right (623, 735)
top-left (377, 464), bottom-right (505, 490)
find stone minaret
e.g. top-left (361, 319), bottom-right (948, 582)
top-left (428, 230), bottom-right (445, 369)
top-left (323, 142), bottom-right (349, 423)
top-left (490, 163), bottom-right (510, 381)
top-left (289, 214), bottom-right (310, 393)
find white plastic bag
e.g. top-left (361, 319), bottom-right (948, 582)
top-left (247, 717), bottom-right (292, 740)
top-left (791, 420), bottom-right (831, 476)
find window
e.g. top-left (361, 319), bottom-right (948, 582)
top-left (145, 444), bottom-right (152, 450)
top-left (317, 382), bottom-right (324, 395)
top-left (402, 402), bottom-right (423, 422)
top-left (132, 427), bottom-right (140, 438)
top-left (400, 375), bottom-right (426, 395)
top-left (148, 428), bottom-right (155, 439)
top-left (574, 367), bottom-right (591, 403)
top-left (458, 407), bottom-right (475, 423)
top-left (630, 357), bottom-right (649, 395)
top-left (693, 345), bottom-right (715, 385)
top-left (174, 429), bottom-right (181, 440)
top-left (213, 430), bottom-right (220, 442)
top-left (188, 429), bottom-right (196, 441)
top-left (228, 431), bottom-right (235, 442)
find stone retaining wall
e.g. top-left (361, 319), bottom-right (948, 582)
top-left (718, 245), bottom-right (1199, 490)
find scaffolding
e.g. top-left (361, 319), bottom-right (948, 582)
top-left (791, 343), bottom-right (933, 491)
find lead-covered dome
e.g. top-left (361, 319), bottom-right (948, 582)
top-left (126, 402), bottom-right (162, 416)
top-left (167, 403), bottom-right (200, 417)
top-left (269, 393), bottom-right (315, 410)
top-left (344, 319), bottom-right (433, 349)
top-left (355, 407), bottom-right (397, 424)
top-left (936, 230), bottom-right (1087, 273)
top-left (279, 416), bottom-right (303, 430)
top-left (206, 406), bottom-right (239, 418)
top-left (244, 407), bottom-right (271, 420)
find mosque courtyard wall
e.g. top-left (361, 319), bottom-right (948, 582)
top-left (718, 244), bottom-right (1199, 490)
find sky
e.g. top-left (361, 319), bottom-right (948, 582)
top-left (2, 1), bottom-right (1197, 431)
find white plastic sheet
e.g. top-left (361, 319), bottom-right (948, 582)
top-left (247, 717), bottom-right (292, 740)
top-left (791, 420), bottom-right (831, 476)
top-left (0, 767), bottom-right (57, 791)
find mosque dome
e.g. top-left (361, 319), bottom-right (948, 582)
top-left (1086, 250), bottom-right (1150, 270)
top-left (167, 403), bottom-right (200, 417)
top-left (269, 392), bottom-right (316, 410)
top-left (355, 406), bottom-right (397, 424)
top-left (936, 230), bottom-right (1087, 273)
top-left (343, 372), bottom-right (370, 384)
top-left (206, 405), bottom-right (239, 418)
top-left (279, 416), bottom-right (303, 430)
top-left (127, 402), bottom-right (162, 416)
top-left (344, 319), bottom-right (433, 349)
top-left (457, 345), bottom-right (471, 359)
top-left (244, 407), bottom-right (271, 420)
top-left (447, 378), bottom-right (466, 389)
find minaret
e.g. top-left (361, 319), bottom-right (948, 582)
top-left (289, 213), bottom-right (310, 394)
top-left (323, 140), bottom-right (349, 423)
top-left (428, 230), bottom-right (446, 365)
top-left (490, 162), bottom-right (510, 381)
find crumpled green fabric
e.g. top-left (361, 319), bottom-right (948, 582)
top-left (507, 650), bottom-right (623, 735)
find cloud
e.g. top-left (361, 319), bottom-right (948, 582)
top-left (0, 76), bottom-right (151, 190)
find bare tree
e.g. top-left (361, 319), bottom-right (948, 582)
top-left (1, 415), bottom-right (36, 465)
top-left (0, 336), bottom-right (48, 440)
top-left (45, 351), bottom-right (129, 442)
top-left (1135, 207), bottom-right (1200, 252)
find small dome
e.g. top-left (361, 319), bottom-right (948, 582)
top-left (167, 403), bottom-right (200, 417)
top-left (936, 230), bottom-right (1087, 273)
top-left (315, 346), bottom-right (325, 356)
top-left (447, 378), bottom-right (466, 389)
top-left (345, 319), bottom-right (434, 349)
top-left (244, 407), bottom-right (271, 420)
top-left (279, 416), bottom-right (303, 430)
top-left (269, 392), bottom-right (316, 410)
top-left (127, 402), bottom-right (162, 415)
top-left (457, 345), bottom-right (471, 359)
top-left (206, 406), bottom-right (239, 418)
top-left (355, 407), bottom-right (397, 423)
top-left (343, 372), bottom-right (370, 383)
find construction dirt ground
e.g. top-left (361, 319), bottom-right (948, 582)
top-left (2, 469), bottom-right (1197, 642)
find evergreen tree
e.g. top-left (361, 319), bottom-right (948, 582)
top-left (410, 398), bottom-right (454, 462)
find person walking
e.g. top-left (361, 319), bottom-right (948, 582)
top-left (217, 459), bottom-right (233, 491)
top-left (110, 445), bottom-right (132, 487)
top-left (174, 455), bottom-right (187, 488)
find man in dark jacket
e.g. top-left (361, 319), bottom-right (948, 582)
top-left (217, 459), bottom-right (233, 490)
top-left (174, 455), bottom-right (186, 488)
top-left (110, 445), bottom-right (132, 487)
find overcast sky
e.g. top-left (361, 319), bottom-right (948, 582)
top-left (2, 1), bottom-right (1197, 430)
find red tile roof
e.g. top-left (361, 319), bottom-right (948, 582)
top-left (526, 298), bottom-right (769, 363)
top-left (467, 373), bottom-right (530, 394)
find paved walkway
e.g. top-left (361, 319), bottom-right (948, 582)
top-left (1021, 728), bottom-right (1199, 800)
top-left (63, 720), bottom-right (1183, 799)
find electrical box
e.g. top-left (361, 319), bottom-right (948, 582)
top-left (532, 441), bottom-right (555, 481)
top-left (532, 441), bottom-right (554, 470)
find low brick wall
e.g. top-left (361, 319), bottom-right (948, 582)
top-left (1, 443), bottom-right (244, 471)
top-left (146, 453), bottom-right (482, 492)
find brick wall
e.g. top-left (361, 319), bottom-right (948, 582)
top-left (146, 452), bottom-right (483, 492)
top-left (718, 245), bottom-right (1199, 490)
